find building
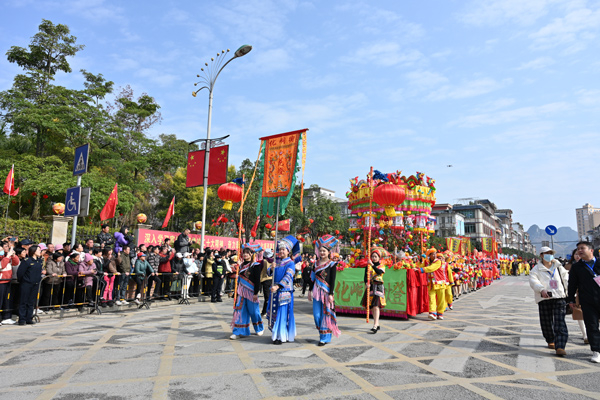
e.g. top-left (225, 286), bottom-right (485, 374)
top-left (452, 200), bottom-right (497, 240)
top-left (431, 204), bottom-right (465, 237)
top-left (303, 186), bottom-right (350, 216)
top-left (495, 209), bottom-right (513, 248)
top-left (575, 203), bottom-right (600, 240)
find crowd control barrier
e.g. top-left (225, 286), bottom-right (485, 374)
top-left (35, 274), bottom-right (101, 316)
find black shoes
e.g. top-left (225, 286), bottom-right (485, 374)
top-left (370, 326), bottom-right (380, 333)
top-left (26, 320), bottom-right (36, 325)
top-left (217, 298), bottom-right (223, 302)
top-left (318, 341), bottom-right (326, 346)
top-left (273, 339), bottom-right (282, 345)
top-left (18, 320), bottom-right (26, 326)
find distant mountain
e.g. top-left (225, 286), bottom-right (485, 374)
top-left (527, 225), bottom-right (579, 258)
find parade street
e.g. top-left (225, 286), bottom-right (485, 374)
top-left (1, 276), bottom-right (598, 400)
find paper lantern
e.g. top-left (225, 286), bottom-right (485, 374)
top-left (194, 221), bottom-right (202, 230)
top-left (52, 203), bottom-right (65, 215)
top-left (137, 213), bottom-right (147, 223)
top-left (372, 183), bottom-right (406, 217)
top-left (217, 182), bottom-right (243, 210)
top-left (265, 223), bottom-right (272, 230)
top-left (328, 216), bottom-right (334, 221)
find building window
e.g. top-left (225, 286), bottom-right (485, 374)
top-left (462, 210), bottom-right (475, 218)
top-left (465, 223), bottom-right (476, 234)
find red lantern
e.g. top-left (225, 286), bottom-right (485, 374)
top-left (265, 223), bottom-right (272, 230)
top-left (137, 213), bottom-right (147, 223)
top-left (309, 218), bottom-right (314, 224)
top-left (31, 192), bottom-right (37, 197)
top-left (335, 230), bottom-right (340, 235)
top-left (42, 194), bottom-right (48, 199)
top-left (222, 217), bottom-right (229, 223)
top-left (329, 216), bottom-right (334, 221)
top-left (217, 182), bottom-right (243, 210)
top-left (373, 183), bottom-right (406, 217)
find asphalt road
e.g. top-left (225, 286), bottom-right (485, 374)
top-left (0, 275), bottom-right (599, 400)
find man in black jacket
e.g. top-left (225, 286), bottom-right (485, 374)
top-left (97, 224), bottom-right (114, 248)
top-left (567, 241), bottom-right (600, 363)
top-left (175, 229), bottom-right (191, 255)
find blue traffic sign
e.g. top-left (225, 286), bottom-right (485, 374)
top-left (73, 143), bottom-right (89, 176)
top-left (545, 225), bottom-right (557, 236)
top-left (65, 186), bottom-right (81, 217)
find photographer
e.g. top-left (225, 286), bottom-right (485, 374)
top-left (529, 246), bottom-right (569, 357)
top-left (97, 224), bottom-right (114, 248)
top-left (114, 226), bottom-right (133, 255)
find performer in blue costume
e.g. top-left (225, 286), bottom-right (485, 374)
top-left (267, 235), bottom-right (299, 345)
top-left (230, 244), bottom-right (264, 339)
top-left (309, 234), bottom-right (341, 346)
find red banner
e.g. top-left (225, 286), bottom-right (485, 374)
top-left (260, 130), bottom-right (303, 198)
top-left (186, 145), bottom-right (229, 188)
top-left (136, 229), bottom-right (275, 251)
top-left (277, 219), bottom-right (290, 231)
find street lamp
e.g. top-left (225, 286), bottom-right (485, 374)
top-left (192, 45), bottom-right (252, 251)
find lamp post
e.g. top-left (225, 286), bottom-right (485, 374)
top-left (192, 45), bottom-right (252, 251)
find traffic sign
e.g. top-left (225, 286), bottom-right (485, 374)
top-left (64, 186), bottom-right (81, 217)
top-left (73, 144), bottom-right (90, 176)
top-left (545, 225), bottom-right (557, 236)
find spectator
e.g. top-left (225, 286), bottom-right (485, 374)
top-left (47, 243), bottom-right (55, 254)
top-left (64, 251), bottom-right (80, 306)
top-left (182, 252), bottom-right (197, 299)
top-left (211, 252), bottom-right (225, 303)
top-left (97, 224), bottom-right (114, 248)
top-left (101, 248), bottom-right (117, 307)
top-left (114, 226), bottom-right (130, 254)
top-left (62, 242), bottom-right (71, 256)
top-left (83, 239), bottom-right (95, 253)
top-left (10, 246), bottom-right (27, 314)
top-left (79, 253), bottom-right (97, 307)
top-left (133, 252), bottom-right (153, 305)
top-left (116, 246), bottom-right (132, 305)
top-left (19, 239), bottom-right (34, 251)
top-left (0, 243), bottom-right (19, 324)
top-left (204, 250), bottom-right (214, 296)
top-left (567, 241), bottom-right (600, 363)
top-left (175, 229), bottom-right (191, 255)
top-left (171, 252), bottom-right (185, 299)
top-left (17, 245), bottom-right (46, 325)
top-left (72, 243), bottom-right (84, 253)
top-left (529, 246), bottom-right (569, 357)
top-left (40, 252), bottom-right (65, 310)
top-left (157, 246), bottom-right (174, 299)
top-left (164, 238), bottom-right (173, 251)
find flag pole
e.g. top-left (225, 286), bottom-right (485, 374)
top-left (269, 197), bottom-right (280, 330)
top-left (233, 174), bottom-right (245, 307)
top-left (366, 167), bottom-right (373, 324)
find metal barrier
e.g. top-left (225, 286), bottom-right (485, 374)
top-left (35, 274), bottom-right (100, 317)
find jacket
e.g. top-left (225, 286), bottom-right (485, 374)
top-left (97, 231), bottom-right (114, 247)
top-left (0, 255), bottom-right (18, 283)
top-left (17, 256), bottom-right (44, 285)
top-left (45, 259), bottom-right (66, 284)
top-left (113, 232), bottom-right (129, 253)
top-left (174, 233), bottom-right (191, 254)
top-left (117, 253), bottom-right (131, 274)
top-left (567, 258), bottom-right (600, 305)
top-left (183, 258), bottom-right (198, 274)
top-left (147, 253), bottom-right (160, 273)
top-left (134, 259), bottom-right (154, 277)
top-left (64, 259), bottom-right (80, 281)
top-left (78, 262), bottom-right (97, 287)
top-left (172, 257), bottom-right (185, 274)
top-left (102, 256), bottom-right (117, 274)
top-left (158, 252), bottom-right (174, 273)
top-left (529, 259), bottom-right (569, 303)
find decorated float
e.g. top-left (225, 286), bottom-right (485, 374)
top-left (333, 170), bottom-right (437, 319)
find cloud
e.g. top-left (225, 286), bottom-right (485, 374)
top-left (577, 89), bottom-right (600, 106)
top-left (458, 0), bottom-right (561, 26)
top-left (342, 42), bottom-right (423, 67)
top-left (405, 70), bottom-right (448, 89)
top-left (450, 102), bottom-right (571, 127)
top-left (426, 77), bottom-right (510, 101)
top-left (136, 68), bottom-right (179, 87)
top-left (530, 6), bottom-right (600, 51)
top-left (516, 56), bottom-right (555, 70)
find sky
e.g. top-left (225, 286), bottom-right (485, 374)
top-left (1, 0), bottom-right (599, 231)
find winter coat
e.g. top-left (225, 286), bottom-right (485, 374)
top-left (17, 256), bottom-right (44, 285)
top-left (183, 258), bottom-right (198, 274)
top-left (529, 259), bottom-right (569, 303)
top-left (174, 233), bottom-right (191, 254)
top-left (158, 252), bottom-right (175, 274)
top-left (134, 259), bottom-right (154, 277)
top-left (117, 253), bottom-right (131, 274)
top-left (0, 255), bottom-right (18, 283)
top-left (147, 253), bottom-right (160, 273)
top-left (45, 259), bottom-right (66, 285)
top-left (78, 262), bottom-right (97, 287)
top-left (113, 232), bottom-right (129, 253)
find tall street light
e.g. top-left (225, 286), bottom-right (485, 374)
top-left (192, 45), bottom-right (252, 251)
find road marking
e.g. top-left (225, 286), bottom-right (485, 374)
top-left (429, 326), bottom-right (489, 373)
top-left (516, 336), bottom-right (557, 381)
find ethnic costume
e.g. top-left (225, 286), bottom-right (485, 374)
top-left (419, 249), bottom-right (448, 320)
top-left (230, 244), bottom-right (264, 338)
top-left (267, 236), bottom-right (299, 343)
top-left (361, 248), bottom-right (387, 310)
top-left (310, 235), bottom-right (341, 345)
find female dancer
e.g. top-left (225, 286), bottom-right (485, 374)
top-left (230, 244), bottom-right (264, 339)
top-left (361, 247), bottom-right (387, 333)
top-left (308, 234), bottom-right (341, 346)
top-left (268, 235), bottom-right (299, 345)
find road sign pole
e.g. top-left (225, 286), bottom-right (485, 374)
top-left (551, 235), bottom-right (554, 250)
top-left (71, 175), bottom-right (82, 245)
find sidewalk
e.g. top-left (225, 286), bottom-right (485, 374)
top-left (0, 276), bottom-right (598, 400)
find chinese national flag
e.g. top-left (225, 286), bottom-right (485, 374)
top-left (277, 219), bottom-right (290, 232)
top-left (186, 145), bottom-right (229, 188)
top-left (162, 196), bottom-right (175, 228)
top-left (99, 184), bottom-right (118, 221)
top-left (3, 165), bottom-right (19, 196)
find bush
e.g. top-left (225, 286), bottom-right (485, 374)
top-left (0, 219), bottom-right (53, 244)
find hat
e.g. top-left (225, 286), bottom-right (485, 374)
top-left (242, 243), bottom-right (263, 253)
top-left (263, 249), bottom-right (274, 259)
top-left (137, 252), bottom-right (146, 258)
top-left (84, 253), bottom-right (93, 263)
top-left (38, 243), bottom-right (47, 251)
top-left (214, 253), bottom-right (222, 259)
top-left (183, 252), bottom-right (192, 257)
top-left (55, 243), bottom-right (63, 251)
top-left (426, 248), bottom-right (437, 257)
top-left (316, 234), bottom-right (339, 252)
top-left (20, 239), bottom-right (34, 246)
top-left (278, 235), bottom-right (301, 263)
top-left (175, 252), bottom-right (183, 258)
top-left (539, 246), bottom-right (555, 255)
top-left (371, 247), bottom-right (389, 259)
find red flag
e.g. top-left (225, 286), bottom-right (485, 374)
top-left (277, 219), bottom-right (290, 232)
top-left (3, 165), bottom-right (19, 196)
top-left (162, 196), bottom-right (175, 228)
top-left (186, 145), bottom-right (229, 188)
top-left (99, 184), bottom-right (118, 221)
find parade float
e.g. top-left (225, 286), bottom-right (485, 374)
top-left (333, 170), bottom-right (437, 319)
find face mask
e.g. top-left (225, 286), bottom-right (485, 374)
top-left (0, 250), bottom-right (4, 256)
top-left (543, 254), bottom-right (554, 262)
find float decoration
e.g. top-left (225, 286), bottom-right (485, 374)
top-left (218, 182), bottom-right (243, 210)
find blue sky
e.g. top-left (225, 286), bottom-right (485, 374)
top-left (1, 0), bottom-right (599, 231)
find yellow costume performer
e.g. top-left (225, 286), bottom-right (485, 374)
top-left (418, 248), bottom-right (448, 320)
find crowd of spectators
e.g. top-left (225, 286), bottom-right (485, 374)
top-left (0, 225), bottom-right (240, 326)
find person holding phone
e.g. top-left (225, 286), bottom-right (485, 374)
top-left (529, 246), bottom-right (569, 356)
